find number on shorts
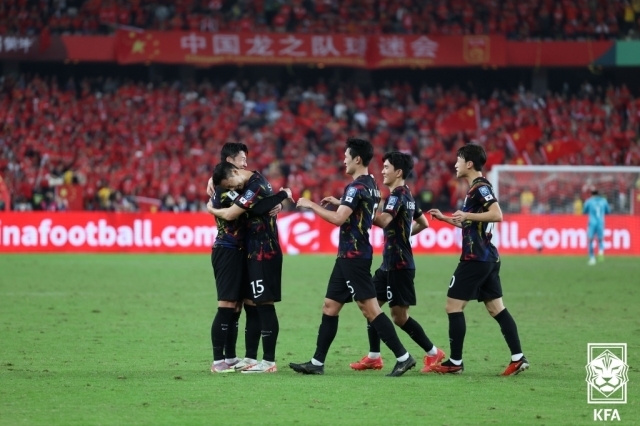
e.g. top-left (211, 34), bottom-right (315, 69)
top-left (250, 280), bottom-right (265, 298)
top-left (386, 285), bottom-right (393, 301)
top-left (449, 275), bottom-right (456, 288)
top-left (346, 280), bottom-right (355, 297)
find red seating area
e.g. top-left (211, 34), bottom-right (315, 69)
top-left (1, 75), bottom-right (639, 212)
top-left (1, 0), bottom-right (640, 40)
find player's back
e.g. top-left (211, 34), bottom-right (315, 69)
top-left (237, 171), bottom-right (282, 260)
top-left (212, 186), bottom-right (245, 249)
top-left (584, 196), bottom-right (610, 225)
top-left (338, 174), bottom-right (380, 259)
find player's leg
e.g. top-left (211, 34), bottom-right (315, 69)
top-left (596, 224), bottom-right (605, 261)
top-left (289, 260), bottom-right (349, 375)
top-left (210, 248), bottom-right (243, 373)
top-left (347, 260), bottom-right (415, 377)
top-left (587, 225), bottom-right (596, 265)
top-left (481, 263), bottom-right (528, 376)
top-left (350, 268), bottom-right (386, 371)
top-left (242, 257), bottom-right (282, 374)
top-left (224, 262), bottom-right (249, 366)
top-left (431, 262), bottom-right (489, 374)
top-left (385, 269), bottom-right (444, 372)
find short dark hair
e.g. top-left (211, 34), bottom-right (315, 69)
top-left (456, 144), bottom-right (487, 171)
top-left (346, 137), bottom-right (374, 166)
top-left (220, 143), bottom-right (248, 162)
top-left (212, 161), bottom-right (238, 186)
top-left (382, 151), bottom-right (413, 179)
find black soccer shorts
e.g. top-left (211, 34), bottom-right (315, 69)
top-left (373, 267), bottom-right (417, 307)
top-left (211, 247), bottom-right (246, 302)
top-left (326, 258), bottom-right (376, 304)
top-left (446, 261), bottom-right (503, 302)
top-left (245, 257), bottom-right (283, 303)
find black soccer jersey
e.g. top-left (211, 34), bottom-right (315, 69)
top-left (338, 174), bottom-right (381, 259)
top-left (212, 186), bottom-right (246, 249)
top-left (381, 185), bottom-right (422, 271)
top-left (460, 177), bottom-right (500, 262)
top-left (234, 171), bottom-right (283, 261)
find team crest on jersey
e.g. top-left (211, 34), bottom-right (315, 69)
top-left (345, 186), bottom-right (357, 203)
top-left (239, 189), bottom-right (255, 205)
top-left (478, 185), bottom-right (494, 201)
top-left (386, 196), bottom-right (398, 210)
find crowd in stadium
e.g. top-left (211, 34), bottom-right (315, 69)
top-left (1, 73), bottom-right (639, 213)
top-left (2, 0), bottom-right (640, 40)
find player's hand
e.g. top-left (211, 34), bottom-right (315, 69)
top-left (452, 210), bottom-right (468, 224)
top-left (427, 208), bottom-right (445, 221)
top-left (269, 203), bottom-right (282, 217)
top-left (280, 187), bottom-right (294, 200)
top-left (320, 196), bottom-right (340, 207)
top-left (297, 197), bottom-right (313, 209)
top-left (206, 177), bottom-right (214, 197)
top-left (206, 200), bottom-right (215, 215)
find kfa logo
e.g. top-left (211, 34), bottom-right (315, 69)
top-left (586, 343), bottom-right (627, 422)
top-left (586, 343), bottom-right (628, 404)
top-left (593, 409), bottom-right (620, 421)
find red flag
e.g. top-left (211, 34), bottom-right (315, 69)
top-left (436, 105), bottom-right (480, 137)
top-left (506, 126), bottom-right (542, 153)
top-left (485, 150), bottom-right (505, 170)
top-left (115, 29), bottom-right (162, 63)
top-left (58, 184), bottom-right (84, 211)
top-left (511, 152), bottom-right (532, 165)
top-left (541, 138), bottom-right (582, 163)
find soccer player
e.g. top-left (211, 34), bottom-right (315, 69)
top-left (207, 142), bottom-right (250, 373)
top-left (349, 151), bottom-right (445, 374)
top-left (583, 188), bottom-right (610, 265)
top-left (207, 143), bottom-right (282, 373)
top-left (209, 162), bottom-right (291, 373)
top-left (427, 144), bottom-right (529, 376)
top-left (289, 138), bottom-right (416, 377)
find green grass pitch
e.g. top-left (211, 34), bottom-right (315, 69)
top-left (1, 254), bottom-right (638, 425)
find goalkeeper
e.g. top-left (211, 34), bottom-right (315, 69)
top-left (583, 188), bottom-right (610, 265)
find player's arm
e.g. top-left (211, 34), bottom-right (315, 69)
top-left (428, 208), bottom-right (462, 229)
top-left (582, 200), bottom-right (589, 215)
top-left (206, 177), bottom-right (214, 197)
top-left (208, 203), bottom-right (246, 221)
top-left (411, 213), bottom-right (429, 235)
top-left (373, 212), bottom-right (393, 228)
top-left (297, 198), bottom-right (353, 226)
top-left (209, 190), bottom-right (291, 219)
top-left (248, 190), bottom-right (291, 215)
top-left (452, 202), bottom-right (503, 224)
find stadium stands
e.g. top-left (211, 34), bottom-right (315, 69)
top-left (2, 0), bottom-right (639, 40)
top-left (1, 74), bottom-right (638, 212)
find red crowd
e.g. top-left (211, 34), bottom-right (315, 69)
top-left (1, 74), bottom-right (639, 212)
top-left (1, 0), bottom-right (640, 40)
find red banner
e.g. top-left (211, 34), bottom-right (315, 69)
top-left (368, 35), bottom-right (506, 68)
top-left (1, 212), bottom-right (638, 255)
top-left (1, 33), bottom-right (616, 67)
top-left (114, 30), bottom-right (506, 68)
top-left (115, 30), bottom-right (369, 67)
